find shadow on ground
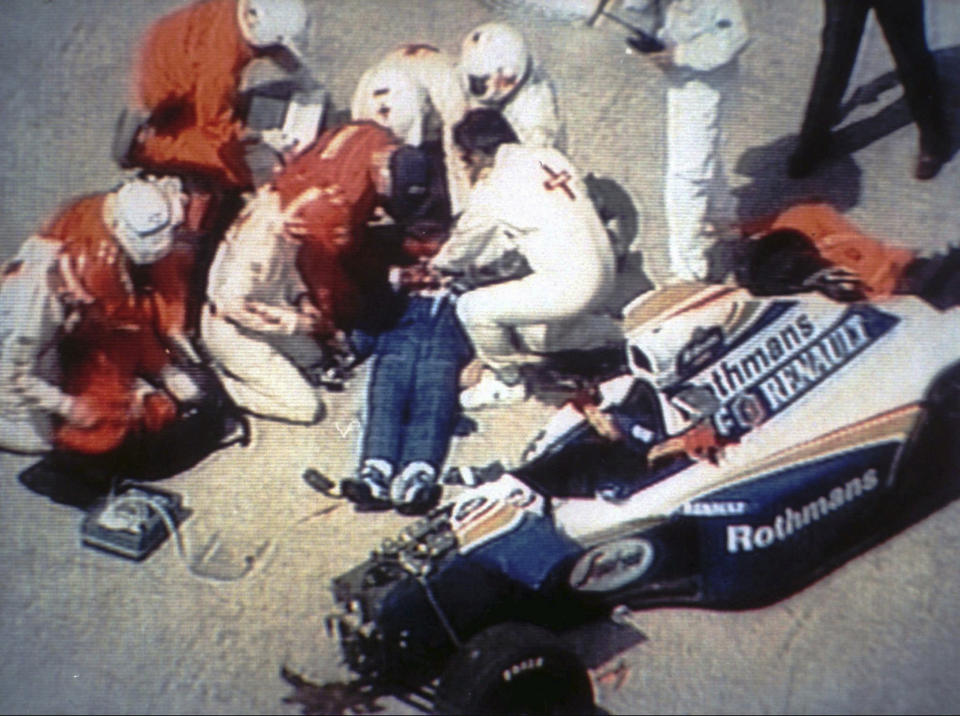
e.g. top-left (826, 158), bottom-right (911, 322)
top-left (734, 45), bottom-right (960, 229)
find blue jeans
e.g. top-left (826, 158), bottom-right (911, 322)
top-left (356, 294), bottom-right (473, 471)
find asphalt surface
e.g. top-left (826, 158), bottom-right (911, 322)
top-left (1, 1), bottom-right (960, 714)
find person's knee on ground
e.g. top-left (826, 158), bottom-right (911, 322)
top-left (201, 311), bottom-right (324, 424)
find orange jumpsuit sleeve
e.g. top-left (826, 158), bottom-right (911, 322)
top-left (767, 203), bottom-right (862, 242)
top-left (274, 123), bottom-right (401, 330)
top-left (43, 197), bottom-right (179, 455)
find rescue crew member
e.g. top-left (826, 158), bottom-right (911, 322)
top-left (1, 177), bottom-right (245, 505)
top-left (431, 109), bottom-right (618, 409)
top-left (126, 0), bottom-right (310, 190)
top-left (201, 121), bottom-right (438, 422)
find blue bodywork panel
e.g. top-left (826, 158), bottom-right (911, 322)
top-left (695, 442), bottom-right (900, 604)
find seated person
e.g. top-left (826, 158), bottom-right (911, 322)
top-left (430, 109), bottom-right (620, 409)
top-left (448, 371), bottom-right (729, 501)
top-left (1, 177), bottom-right (245, 507)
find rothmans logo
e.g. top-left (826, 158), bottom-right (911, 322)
top-left (726, 468), bottom-right (879, 553)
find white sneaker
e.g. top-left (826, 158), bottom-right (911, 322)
top-left (390, 461), bottom-right (440, 515)
top-left (459, 370), bottom-right (527, 410)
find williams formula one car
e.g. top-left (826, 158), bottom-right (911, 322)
top-left (327, 283), bottom-right (960, 714)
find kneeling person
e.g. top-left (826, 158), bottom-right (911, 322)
top-left (202, 121), bottom-right (438, 422)
top-left (432, 109), bottom-right (618, 409)
top-left (1, 177), bottom-right (244, 505)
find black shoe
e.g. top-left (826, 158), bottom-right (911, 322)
top-left (391, 464), bottom-right (442, 516)
top-left (626, 31), bottom-right (665, 54)
top-left (915, 149), bottom-right (948, 181)
top-left (394, 482), bottom-right (441, 517)
top-left (341, 466), bottom-right (392, 512)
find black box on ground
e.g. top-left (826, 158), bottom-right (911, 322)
top-left (80, 485), bottom-right (191, 561)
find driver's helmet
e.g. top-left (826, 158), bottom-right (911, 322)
top-left (623, 283), bottom-right (744, 384)
top-left (460, 22), bottom-right (530, 104)
top-left (352, 65), bottom-right (426, 146)
top-left (237, 0), bottom-right (309, 60)
top-left (103, 176), bottom-right (185, 265)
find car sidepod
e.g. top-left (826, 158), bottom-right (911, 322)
top-left (690, 443), bottom-right (899, 607)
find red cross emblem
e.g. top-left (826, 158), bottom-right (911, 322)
top-left (541, 163), bottom-right (576, 201)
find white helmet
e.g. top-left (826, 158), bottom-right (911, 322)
top-left (104, 177), bottom-right (185, 265)
top-left (237, 0), bottom-right (309, 60)
top-left (352, 65), bottom-right (426, 146)
top-left (460, 22), bottom-right (530, 104)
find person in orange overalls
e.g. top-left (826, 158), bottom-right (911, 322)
top-left (739, 202), bottom-right (960, 310)
top-left (5, 178), bottom-right (246, 507)
top-left (200, 120), bottom-right (444, 421)
top-left (128, 0), bottom-right (309, 190)
top-left (270, 120), bottom-right (411, 331)
top-left (43, 179), bottom-right (198, 456)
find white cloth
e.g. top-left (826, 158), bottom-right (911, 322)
top-left (0, 237), bottom-right (71, 453)
top-left (202, 190), bottom-right (324, 423)
top-left (351, 46), bottom-right (471, 214)
top-left (659, 0), bottom-right (747, 281)
top-left (433, 144), bottom-right (616, 371)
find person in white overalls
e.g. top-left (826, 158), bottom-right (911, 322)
top-left (431, 109), bottom-right (617, 409)
top-left (351, 44), bottom-right (471, 216)
top-left (458, 22), bottom-right (563, 151)
top-left (639, 0), bottom-right (748, 282)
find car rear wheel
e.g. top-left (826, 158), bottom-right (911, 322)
top-left (433, 622), bottom-right (595, 715)
top-left (895, 363), bottom-right (960, 507)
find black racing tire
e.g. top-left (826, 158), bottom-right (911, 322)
top-left (893, 362), bottom-right (960, 510)
top-left (433, 622), bottom-right (595, 715)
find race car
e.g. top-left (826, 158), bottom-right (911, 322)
top-left (326, 282), bottom-right (960, 714)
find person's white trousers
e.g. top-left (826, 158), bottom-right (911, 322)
top-left (455, 269), bottom-right (617, 375)
top-left (665, 78), bottom-right (722, 282)
top-left (200, 305), bottom-right (324, 424)
top-left (0, 413), bottom-right (52, 454)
